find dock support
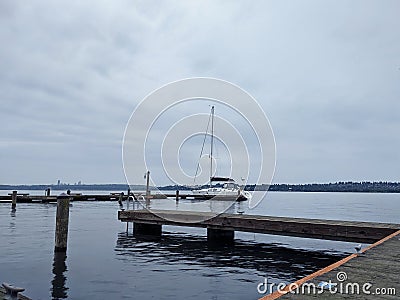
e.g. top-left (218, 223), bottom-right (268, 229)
top-left (134, 222), bottom-right (162, 237)
top-left (175, 190), bottom-right (179, 201)
top-left (46, 188), bottom-right (51, 197)
top-left (207, 228), bottom-right (234, 244)
top-left (145, 170), bottom-right (150, 200)
top-left (54, 194), bottom-right (70, 252)
top-left (118, 192), bottom-right (124, 207)
top-left (11, 191), bottom-right (17, 210)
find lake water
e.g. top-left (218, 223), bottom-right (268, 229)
top-left (0, 191), bottom-right (399, 299)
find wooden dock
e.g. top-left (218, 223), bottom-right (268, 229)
top-left (0, 195), bottom-right (120, 203)
top-left (118, 209), bottom-right (400, 243)
top-left (262, 230), bottom-right (400, 299)
top-left (0, 193), bottom-right (136, 203)
top-left (0, 191), bottom-right (211, 203)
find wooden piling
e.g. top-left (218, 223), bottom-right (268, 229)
top-left (145, 171), bottom-right (150, 200)
top-left (118, 192), bottom-right (124, 206)
top-left (54, 194), bottom-right (70, 252)
top-left (126, 191), bottom-right (130, 210)
top-left (175, 190), bottom-right (179, 201)
top-left (11, 191), bottom-right (17, 210)
top-left (46, 188), bottom-right (51, 197)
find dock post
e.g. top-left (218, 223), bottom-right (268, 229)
top-left (46, 188), bottom-right (51, 197)
top-left (175, 190), bottom-right (179, 201)
top-left (126, 190), bottom-right (130, 210)
top-left (54, 193), bottom-right (70, 252)
top-left (118, 192), bottom-right (124, 207)
top-left (145, 170), bottom-right (150, 200)
top-left (11, 190), bottom-right (17, 210)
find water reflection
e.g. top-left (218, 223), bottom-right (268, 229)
top-left (115, 232), bottom-right (342, 281)
top-left (9, 209), bottom-right (16, 233)
top-left (51, 252), bottom-right (68, 299)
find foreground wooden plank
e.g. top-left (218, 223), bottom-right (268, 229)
top-left (268, 230), bottom-right (400, 299)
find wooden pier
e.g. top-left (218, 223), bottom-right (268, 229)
top-left (0, 191), bottom-right (213, 204)
top-left (0, 193), bottom-right (134, 203)
top-left (118, 209), bottom-right (400, 244)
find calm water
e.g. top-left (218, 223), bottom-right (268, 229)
top-left (0, 191), bottom-right (399, 299)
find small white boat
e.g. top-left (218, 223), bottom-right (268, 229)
top-left (192, 177), bottom-right (251, 201)
top-left (191, 106), bottom-right (251, 201)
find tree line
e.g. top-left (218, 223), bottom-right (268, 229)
top-left (1, 181), bottom-right (399, 193)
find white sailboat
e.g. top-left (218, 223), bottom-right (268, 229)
top-left (191, 106), bottom-right (251, 201)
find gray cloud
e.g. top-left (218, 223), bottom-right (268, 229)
top-left (0, 0), bottom-right (399, 184)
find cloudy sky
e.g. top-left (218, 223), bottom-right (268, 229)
top-left (1, 0), bottom-right (399, 185)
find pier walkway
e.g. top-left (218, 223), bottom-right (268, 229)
top-left (262, 230), bottom-right (400, 299)
top-left (0, 192), bottom-right (197, 203)
top-left (118, 209), bottom-right (399, 244)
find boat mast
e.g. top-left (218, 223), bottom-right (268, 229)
top-left (210, 106), bottom-right (214, 187)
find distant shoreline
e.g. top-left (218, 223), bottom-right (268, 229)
top-left (0, 181), bottom-right (399, 193)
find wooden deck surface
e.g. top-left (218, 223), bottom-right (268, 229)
top-left (265, 230), bottom-right (400, 299)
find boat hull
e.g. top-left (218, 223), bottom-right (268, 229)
top-left (191, 189), bottom-right (250, 201)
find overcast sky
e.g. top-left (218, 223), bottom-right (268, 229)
top-left (1, 0), bottom-right (399, 185)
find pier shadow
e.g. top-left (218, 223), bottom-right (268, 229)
top-left (115, 232), bottom-right (344, 281)
top-left (51, 252), bottom-right (68, 300)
